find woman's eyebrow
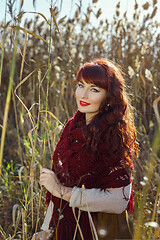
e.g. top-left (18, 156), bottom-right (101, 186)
top-left (79, 80), bottom-right (84, 84)
top-left (90, 84), bottom-right (98, 88)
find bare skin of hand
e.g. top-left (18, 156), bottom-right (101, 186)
top-left (31, 230), bottom-right (49, 240)
top-left (40, 168), bottom-right (62, 198)
top-left (40, 168), bottom-right (72, 202)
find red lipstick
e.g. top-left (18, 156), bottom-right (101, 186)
top-left (80, 101), bottom-right (90, 106)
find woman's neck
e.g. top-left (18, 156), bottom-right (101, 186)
top-left (85, 112), bottom-right (98, 124)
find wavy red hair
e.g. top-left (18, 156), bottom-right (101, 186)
top-left (76, 58), bottom-right (138, 167)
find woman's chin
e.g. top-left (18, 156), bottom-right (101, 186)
top-left (78, 108), bottom-right (86, 113)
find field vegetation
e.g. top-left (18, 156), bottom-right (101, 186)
top-left (0, 0), bottom-right (160, 239)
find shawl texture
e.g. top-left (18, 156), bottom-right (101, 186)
top-left (46, 110), bottom-right (133, 239)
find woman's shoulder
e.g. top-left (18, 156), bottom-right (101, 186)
top-left (65, 110), bottom-right (84, 127)
top-left (60, 110), bottom-right (84, 137)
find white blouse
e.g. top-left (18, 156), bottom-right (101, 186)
top-left (41, 183), bottom-right (132, 232)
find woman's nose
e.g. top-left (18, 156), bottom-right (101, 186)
top-left (81, 89), bottom-right (88, 99)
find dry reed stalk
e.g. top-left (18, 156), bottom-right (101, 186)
top-left (35, 186), bottom-right (43, 236)
top-left (63, 100), bottom-right (71, 119)
top-left (22, 169), bottom-right (36, 239)
top-left (153, 96), bottom-right (160, 125)
top-left (11, 87), bottom-right (23, 165)
top-left (21, 208), bottom-right (25, 240)
top-left (30, 166), bottom-right (34, 229)
top-left (148, 180), bottom-right (160, 239)
top-left (14, 67), bottom-right (39, 128)
top-left (72, 185), bottom-right (99, 240)
top-left (28, 130), bottom-right (35, 229)
top-left (50, 7), bottom-right (75, 66)
top-left (0, 27), bottom-right (19, 175)
top-left (0, 0), bottom-right (7, 87)
top-left (19, 129), bottom-right (38, 240)
top-left (29, 27), bottom-right (53, 235)
top-left (72, 185), bottom-right (84, 240)
top-left (14, 31), bottom-right (28, 159)
top-left (11, 205), bottom-right (22, 239)
top-left (0, 225), bottom-right (7, 239)
top-left (20, 32), bottom-right (27, 81)
top-left (24, 11), bottom-right (51, 26)
top-left (0, 35), bottom-right (5, 87)
top-left (45, 27), bottom-right (51, 117)
top-left (83, 188), bottom-right (98, 240)
top-left (55, 197), bottom-right (63, 240)
top-left (11, 25), bottom-right (48, 44)
top-left (72, 207), bottom-right (84, 240)
top-left (133, 153), bottom-right (158, 239)
top-left (87, 211), bottom-right (99, 240)
top-left (41, 23), bottom-right (52, 167)
top-left (50, 8), bottom-right (62, 41)
top-left (29, 69), bottom-right (42, 231)
top-left (133, 99), bottom-right (160, 239)
top-left (40, 110), bottom-right (64, 126)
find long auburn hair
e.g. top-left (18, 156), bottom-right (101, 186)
top-left (76, 58), bottom-right (138, 167)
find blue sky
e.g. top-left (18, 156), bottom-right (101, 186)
top-left (1, 0), bottom-right (159, 24)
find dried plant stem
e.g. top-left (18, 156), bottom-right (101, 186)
top-left (133, 153), bottom-right (157, 239)
top-left (0, 28), bottom-right (19, 175)
top-left (153, 96), bottom-right (160, 126)
top-left (28, 130), bottom-right (35, 229)
top-left (148, 179), bottom-right (160, 239)
top-left (20, 32), bottom-right (27, 81)
top-left (0, 1), bottom-right (6, 87)
top-left (34, 24), bottom-right (53, 236)
top-left (14, 68), bottom-right (39, 128)
top-left (72, 208), bottom-right (84, 240)
top-left (0, 225), bottom-right (6, 239)
top-left (73, 188), bottom-right (84, 240)
top-left (35, 187), bottom-right (43, 235)
top-left (55, 197), bottom-right (63, 240)
top-left (22, 208), bottom-right (27, 240)
top-left (88, 211), bottom-right (99, 240)
top-left (0, 33), bottom-right (5, 87)
top-left (12, 87), bottom-right (23, 165)
top-left (133, 122), bottom-right (160, 239)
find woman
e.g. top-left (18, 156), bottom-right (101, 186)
top-left (32, 58), bottom-right (138, 240)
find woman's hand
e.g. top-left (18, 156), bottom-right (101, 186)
top-left (31, 230), bottom-right (49, 240)
top-left (40, 168), bottom-right (62, 198)
top-left (40, 168), bottom-right (73, 201)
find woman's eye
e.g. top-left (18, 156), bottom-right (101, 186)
top-left (91, 88), bottom-right (99, 92)
top-left (77, 83), bottom-right (84, 88)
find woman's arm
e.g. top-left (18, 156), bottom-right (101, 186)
top-left (40, 168), bottom-right (131, 214)
top-left (69, 183), bottom-right (132, 214)
top-left (41, 183), bottom-right (132, 232)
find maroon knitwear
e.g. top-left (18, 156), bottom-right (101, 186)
top-left (46, 110), bottom-right (133, 239)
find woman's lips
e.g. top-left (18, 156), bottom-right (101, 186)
top-left (80, 100), bottom-right (91, 106)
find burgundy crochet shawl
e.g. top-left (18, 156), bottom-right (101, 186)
top-left (46, 110), bottom-right (133, 239)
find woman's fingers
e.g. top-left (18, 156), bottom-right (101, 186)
top-left (40, 169), bottom-right (54, 184)
top-left (32, 231), bottom-right (49, 240)
top-left (41, 168), bottom-right (53, 174)
top-left (31, 232), bottom-right (40, 240)
top-left (40, 171), bottom-right (55, 184)
top-left (39, 168), bottom-right (62, 197)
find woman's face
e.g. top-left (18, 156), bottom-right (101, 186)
top-left (75, 79), bottom-right (107, 123)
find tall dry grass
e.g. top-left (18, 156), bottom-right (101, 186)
top-left (0, 0), bottom-right (160, 239)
